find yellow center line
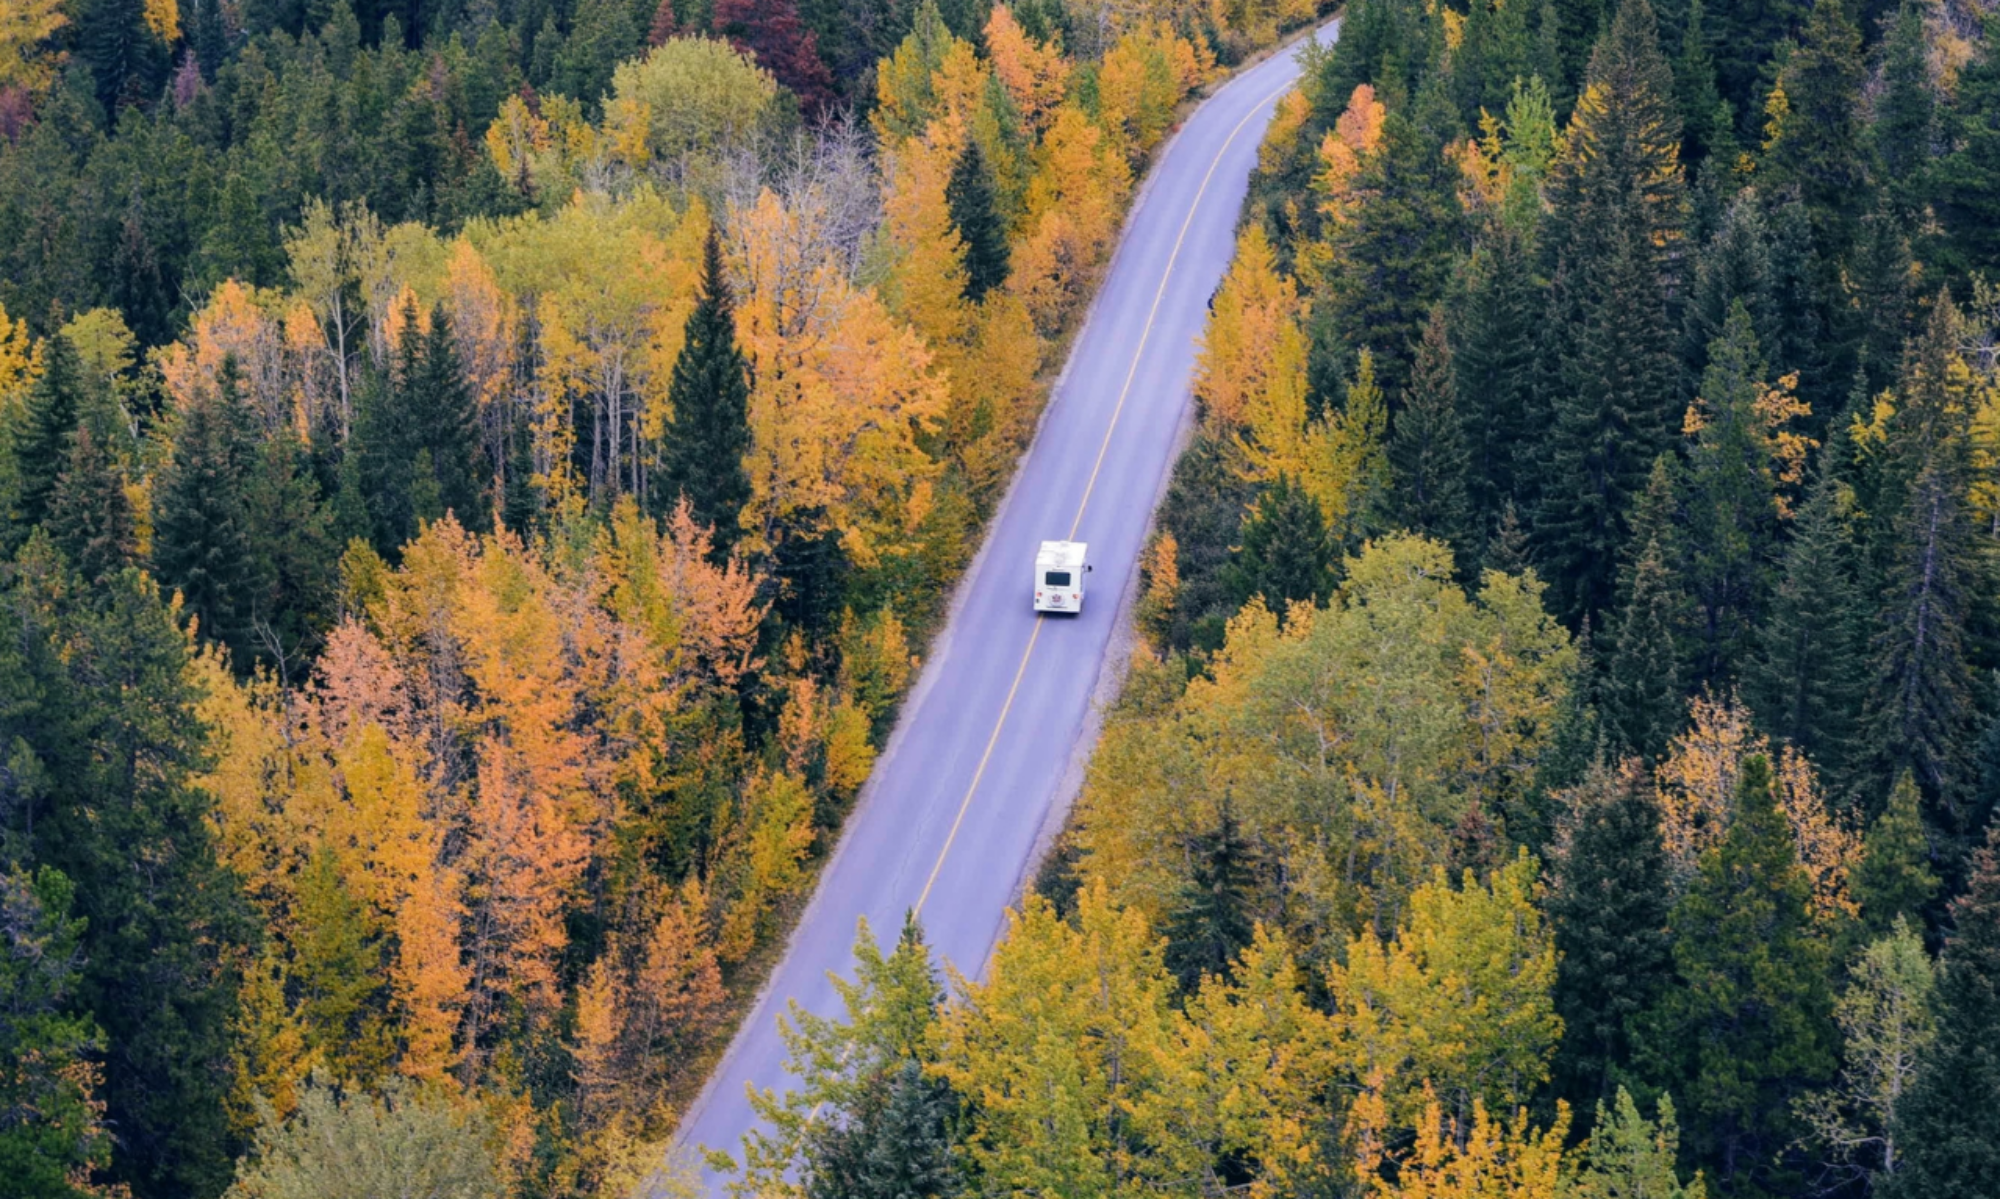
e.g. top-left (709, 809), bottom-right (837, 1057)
top-left (912, 71), bottom-right (1304, 918)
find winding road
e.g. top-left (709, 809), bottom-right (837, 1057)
top-left (676, 21), bottom-right (1338, 1189)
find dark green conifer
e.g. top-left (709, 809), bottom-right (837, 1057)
top-left (409, 305), bottom-right (488, 531)
top-left (0, 867), bottom-right (111, 1199)
top-left (659, 227), bottom-right (754, 554)
top-left (1603, 459), bottom-right (1687, 759)
top-left (1762, 0), bottom-right (1868, 260)
top-left (1638, 754), bottom-right (1836, 1193)
top-left (1454, 229), bottom-right (1541, 523)
top-left (1745, 465), bottom-right (1869, 794)
top-left (1930, 10), bottom-right (2000, 282)
top-left (8, 333), bottom-right (86, 541)
top-left (945, 137), bottom-right (1009, 305)
top-left (1875, 0), bottom-right (1938, 216)
top-left (1162, 803), bottom-right (1261, 994)
top-left (1227, 475), bottom-right (1337, 613)
top-left (1681, 303), bottom-right (1780, 690)
top-left (1891, 826), bottom-right (2000, 1198)
top-left (45, 419), bottom-right (134, 586)
top-left (1533, 0), bottom-right (1685, 622)
top-left (1853, 771), bottom-right (1940, 939)
top-left (152, 361), bottom-right (257, 663)
top-left (1388, 308), bottom-right (1474, 559)
top-left (1550, 761), bottom-right (1674, 1109)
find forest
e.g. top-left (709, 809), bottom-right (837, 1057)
top-left (6, 0), bottom-right (2000, 1190)
top-left (728, 0), bottom-right (2000, 1196)
top-left (0, 0), bottom-right (1316, 1193)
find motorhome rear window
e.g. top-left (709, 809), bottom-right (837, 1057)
top-left (1045, 571), bottom-right (1072, 587)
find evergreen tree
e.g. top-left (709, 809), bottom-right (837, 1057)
top-left (1867, 309), bottom-right (1982, 822)
top-left (1533, 0), bottom-right (1686, 622)
top-left (7, 332), bottom-right (86, 543)
top-left (1761, 0), bottom-right (1868, 262)
top-left (240, 435), bottom-right (338, 679)
top-left (1324, 82), bottom-right (1465, 397)
top-left (945, 137), bottom-right (1009, 305)
top-left (1604, 459), bottom-right (1687, 760)
top-left (1161, 803), bottom-right (1261, 994)
top-left (1891, 826), bottom-right (2000, 1198)
top-left (1674, 0), bottom-right (1728, 166)
top-left (44, 418), bottom-right (133, 586)
top-left (1681, 303), bottom-right (1781, 691)
top-left (660, 227), bottom-right (754, 555)
top-left (1680, 192), bottom-right (1775, 395)
top-left (4, 544), bottom-right (252, 1199)
top-left (1388, 308), bottom-right (1474, 560)
top-left (1875, 0), bottom-right (1938, 217)
top-left (1454, 227), bottom-right (1541, 525)
top-left (0, 867), bottom-right (113, 1199)
top-left (1853, 772), bottom-right (1940, 940)
top-left (1638, 754), bottom-right (1836, 1193)
top-left (1745, 465), bottom-right (1869, 795)
top-left (1227, 475), bottom-right (1337, 613)
top-left (408, 305), bottom-right (489, 533)
top-left (152, 361), bottom-right (257, 664)
top-left (1930, 10), bottom-right (2000, 283)
top-left (1550, 762), bottom-right (1676, 1109)
top-left (804, 1059), bottom-right (963, 1199)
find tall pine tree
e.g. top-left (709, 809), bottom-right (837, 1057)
top-left (6, 332), bottom-right (86, 545)
top-left (660, 226), bottom-right (754, 554)
top-left (1532, 0), bottom-right (1686, 622)
top-left (152, 360), bottom-right (257, 664)
top-left (946, 137), bottom-right (1009, 305)
top-left (1161, 803), bottom-right (1261, 994)
top-left (1550, 762), bottom-right (1676, 1109)
top-left (1388, 307), bottom-right (1474, 561)
top-left (1638, 754), bottom-right (1836, 1193)
top-left (1891, 825), bottom-right (2000, 1198)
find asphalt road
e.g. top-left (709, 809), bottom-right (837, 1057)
top-left (675, 22), bottom-right (1338, 1189)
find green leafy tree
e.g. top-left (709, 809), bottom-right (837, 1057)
top-left (1796, 917), bottom-right (1937, 1190)
top-left (946, 136), bottom-right (1009, 305)
top-left (1638, 754), bottom-right (1836, 1193)
top-left (1888, 825), bottom-right (2000, 1198)
top-left (224, 1076), bottom-right (507, 1199)
top-left (659, 226), bottom-right (754, 554)
top-left (1551, 761), bottom-right (1676, 1108)
top-left (1389, 308), bottom-right (1474, 560)
top-left (1570, 1087), bottom-right (1708, 1199)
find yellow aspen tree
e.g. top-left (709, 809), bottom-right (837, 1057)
top-left (395, 864), bottom-right (472, 1085)
top-left (1151, 926), bottom-right (1340, 1197)
top-left (1296, 84), bottom-right (1386, 290)
top-left (1196, 223), bottom-right (1300, 428)
top-left (141, 0), bottom-right (178, 42)
top-left (0, 0), bottom-right (66, 95)
top-left (1329, 853), bottom-right (1561, 1134)
top-left (934, 881), bottom-right (1194, 1196)
top-left (1352, 1082), bottom-right (1570, 1199)
top-left (1097, 22), bottom-right (1209, 161)
top-left (0, 301), bottom-right (39, 404)
top-left (879, 133), bottom-right (973, 352)
top-left (731, 189), bottom-right (948, 565)
top-left (984, 5), bottom-right (1070, 134)
top-left (156, 279), bottom-right (292, 426)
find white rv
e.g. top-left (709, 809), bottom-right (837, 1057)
top-left (1034, 540), bottom-right (1091, 613)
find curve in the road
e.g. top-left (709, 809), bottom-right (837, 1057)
top-left (676, 21), bottom-right (1337, 1191)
